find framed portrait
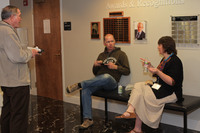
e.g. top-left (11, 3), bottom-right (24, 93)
top-left (134, 21), bottom-right (147, 42)
top-left (91, 22), bottom-right (100, 39)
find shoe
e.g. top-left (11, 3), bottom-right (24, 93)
top-left (115, 111), bottom-right (136, 119)
top-left (128, 129), bottom-right (143, 133)
top-left (66, 83), bottom-right (80, 93)
top-left (79, 119), bottom-right (94, 129)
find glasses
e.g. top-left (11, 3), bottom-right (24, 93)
top-left (105, 40), bottom-right (115, 44)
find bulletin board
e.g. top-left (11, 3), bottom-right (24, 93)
top-left (171, 15), bottom-right (200, 48)
top-left (103, 17), bottom-right (130, 43)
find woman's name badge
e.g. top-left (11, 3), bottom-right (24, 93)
top-left (152, 83), bottom-right (161, 90)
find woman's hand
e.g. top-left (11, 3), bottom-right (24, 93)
top-left (150, 67), bottom-right (175, 86)
top-left (140, 58), bottom-right (175, 86)
top-left (148, 67), bottom-right (158, 74)
top-left (140, 58), bottom-right (152, 67)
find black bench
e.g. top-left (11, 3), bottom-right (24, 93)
top-left (80, 88), bottom-right (200, 133)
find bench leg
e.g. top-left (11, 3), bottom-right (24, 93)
top-left (105, 98), bottom-right (108, 124)
top-left (183, 111), bottom-right (187, 133)
top-left (80, 90), bottom-right (83, 123)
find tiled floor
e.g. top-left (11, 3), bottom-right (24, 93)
top-left (28, 95), bottom-right (200, 133)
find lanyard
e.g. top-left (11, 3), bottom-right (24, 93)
top-left (157, 53), bottom-right (174, 83)
top-left (164, 53), bottom-right (174, 61)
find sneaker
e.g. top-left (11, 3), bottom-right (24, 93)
top-left (79, 119), bottom-right (93, 129)
top-left (66, 83), bottom-right (80, 93)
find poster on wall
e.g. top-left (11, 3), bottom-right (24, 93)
top-left (134, 21), bottom-right (147, 43)
top-left (91, 22), bottom-right (100, 39)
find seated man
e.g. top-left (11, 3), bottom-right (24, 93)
top-left (66, 34), bottom-right (130, 129)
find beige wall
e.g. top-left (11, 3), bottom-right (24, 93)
top-left (8, 0), bottom-right (200, 131)
top-left (0, 1), bottom-right (10, 21)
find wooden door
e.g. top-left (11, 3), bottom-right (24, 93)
top-left (33, 0), bottom-right (63, 100)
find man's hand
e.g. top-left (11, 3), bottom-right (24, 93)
top-left (105, 62), bottom-right (117, 70)
top-left (31, 49), bottom-right (39, 57)
top-left (94, 60), bottom-right (103, 66)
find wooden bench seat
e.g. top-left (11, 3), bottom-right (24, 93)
top-left (80, 88), bottom-right (200, 133)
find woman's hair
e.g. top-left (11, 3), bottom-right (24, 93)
top-left (1, 5), bottom-right (18, 20)
top-left (158, 36), bottom-right (177, 55)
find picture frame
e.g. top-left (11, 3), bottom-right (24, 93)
top-left (104, 17), bottom-right (130, 43)
top-left (91, 22), bottom-right (100, 39)
top-left (134, 21), bottom-right (147, 42)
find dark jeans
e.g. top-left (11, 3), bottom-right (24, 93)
top-left (81, 74), bottom-right (118, 119)
top-left (0, 86), bottom-right (30, 133)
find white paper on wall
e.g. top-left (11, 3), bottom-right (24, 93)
top-left (43, 19), bottom-right (51, 34)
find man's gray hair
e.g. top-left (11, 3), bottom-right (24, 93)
top-left (1, 5), bottom-right (18, 20)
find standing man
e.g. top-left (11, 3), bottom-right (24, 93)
top-left (0, 5), bottom-right (39, 133)
top-left (135, 22), bottom-right (145, 40)
top-left (66, 34), bottom-right (130, 129)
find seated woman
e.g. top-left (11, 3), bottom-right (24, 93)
top-left (116, 36), bottom-right (184, 133)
